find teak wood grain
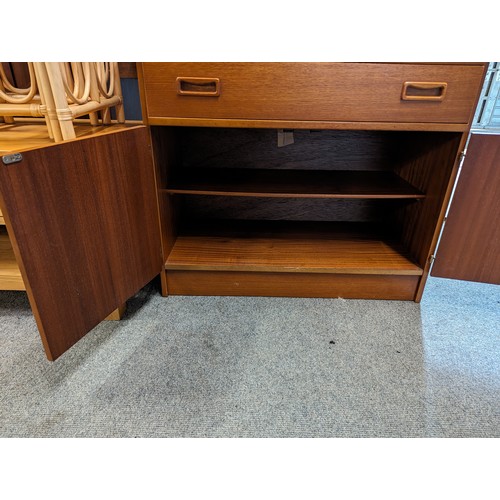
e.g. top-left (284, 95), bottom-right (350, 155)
top-left (141, 63), bottom-right (485, 125)
top-left (393, 132), bottom-right (463, 268)
top-left (166, 169), bottom-right (425, 199)
top-left (166, 270), bottom-right (419, 300)
top-left (147, 117), bottom-right (469, 132)
top-left (432, 133), bottom-right (500, 284)
top-left (165, 220), bottom-right (423, 275)
top-left (0, 126), bottom-right (162, 360)
top-left (145, 63), bottom-right (484, 303)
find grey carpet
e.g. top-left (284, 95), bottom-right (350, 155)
top-left (0, 276), bottom-right (499, 437)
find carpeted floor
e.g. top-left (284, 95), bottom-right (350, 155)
top-left (0, 276), bottom-right (498, 437)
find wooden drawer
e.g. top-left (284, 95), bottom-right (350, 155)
top-left (141, 63), bottom-right (485, 125)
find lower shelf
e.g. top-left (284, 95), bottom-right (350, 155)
top-left (166, 220), bottom-right (423, 275)
top-left (0, 231), bottom-right (25, 291)
top-left (164, 220), bottom-right (423, 300)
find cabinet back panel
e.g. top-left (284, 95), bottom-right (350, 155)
top-left (181, 196), bottom-right (411, 223)
top-left (178, 129), bottom-right (399, 171)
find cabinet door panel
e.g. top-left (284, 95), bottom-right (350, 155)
top-left (0, 126), bottom-right (162, 360)
top-left (432, 133), bottom-right (500, 284)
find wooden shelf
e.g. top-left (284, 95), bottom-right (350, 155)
top-left (165, 220), bottom-right (423, 276)
top-left (165, 169), bottom-right (425, 199)
top-left (0, 231), bottom-right (25, 290)
top-left (0, 208), bottom-right (4, 225)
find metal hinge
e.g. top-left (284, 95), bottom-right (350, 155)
top-left (2, 153), bottom-right (23, 165)
top-left (429, 254), bottom-right (436, 265)
top-left (458, 150), bottom-right (466, 166)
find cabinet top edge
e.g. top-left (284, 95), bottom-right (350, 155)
top-left (139, 62), bottom-right (488, 66)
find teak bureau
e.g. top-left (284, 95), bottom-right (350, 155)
top-left (0, 63), bottom-right (487, 359)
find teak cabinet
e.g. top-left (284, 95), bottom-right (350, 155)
top-left (0, 63), bottom-right (488, 360)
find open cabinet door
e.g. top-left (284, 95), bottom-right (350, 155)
top-left (432, 132), bottom-right (500, 284)
top-left (0, 126), bottom-right (162, 360)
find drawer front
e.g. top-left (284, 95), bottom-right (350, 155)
top-left (141, 63), bottom-right (485, 124)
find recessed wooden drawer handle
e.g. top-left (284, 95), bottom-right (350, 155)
top-left (176, 77), bottom-right (220, 97)
top-left (401, 82), bottom-right (448, 101)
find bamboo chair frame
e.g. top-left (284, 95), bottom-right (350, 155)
top-left (0, 63), bottom-right (46, 128)
top-left (1, 62), bottom-right (125, 142)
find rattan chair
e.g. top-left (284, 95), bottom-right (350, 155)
top-left (1, 62), bottom-right (125, 142)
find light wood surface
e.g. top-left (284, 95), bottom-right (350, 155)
top-left (0, 122), bottom-right (140, 154)
top-left (0, 208), bottom-right (4, 225)
top-left (1, 62), bottom-right (63, 141)
top-left (1, 62), bottom-right (125, 143)
top-left (105, 304), bottom-right (126, 321)
top-left (142, 63), bottom-right (485, 125)
top-left (0, 122), bottom-right (64, 152)
top-left (0, 231), bottom-right (25, 290)
top-left (165, 220), bottom-right (423, 275)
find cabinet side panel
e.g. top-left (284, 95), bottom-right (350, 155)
top-left (150, 126), bottom-right (180, 259)
top-left (0, 127), bottom-right (162, 360)
top-left (395, 132), bottom-right (463, 267)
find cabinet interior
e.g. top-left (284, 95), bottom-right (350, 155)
top-left (151, 126), bottom-right (462, 276)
